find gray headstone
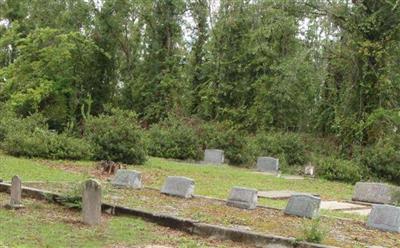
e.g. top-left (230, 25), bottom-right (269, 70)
top-left (367, 205), bottom-right (400, 232)
top-left (256, 157), bottom-right (279, 173)
top-left (352, 182), bottom-right (399, 204)
top-left (111, 169), bottom-right (142, 189)
top-left (7, 176), bottom-right (23, 209)
top-left (82, 179), bottom-right (102, 225)
top-left (204, 149), bottom-right (224, 165)
top-left (227, 187), bottom-right (258, 210)
top-left (284, 194), bottom-right (321, 219)
top-left (161, 176), bottom-right (194, 198)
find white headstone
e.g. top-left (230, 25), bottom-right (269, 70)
top-left (227, 187), bottom-right (258, 210)
top-left (111, 169), bottom-right (142, 189)
top-left (204, 149), bottom-right (224, 165)
top-left (82, 179), bottom-right (102, 225)
top-left (256, 157), bottom-right (279, 173)
top-left (352, 182), bottom-right (399, 204)
top-left (284, 194), bottom-right (321, 219)
top-left (161, 176), bottom-right (194, 198)
top-left (367, 205), bottom-right (400, 232)
top-left (304, 165), bottom-right (315, 176)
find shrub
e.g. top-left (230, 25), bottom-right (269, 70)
top-left (301, 218), bottom-right (327, 243)
top-left (252, 132), bottom-right (307, 167)
top-left (198, 122), bottom-right (252, 165)
top-left (1, 115), bottom-right (92, 160)
top-left (84, 109), bottom-right (147, 164)
top-left (316, 157), bottom-right (365, 184)
top-left (147, 117), bottom-right (202, 160)
top-left (360, 137), bottom-right (400, 185)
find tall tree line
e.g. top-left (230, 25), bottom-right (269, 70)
top-left (0, 0), bottom-right (399, 150)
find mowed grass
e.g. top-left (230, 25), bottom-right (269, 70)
top-left (0, 193), bottom-right (242, 248)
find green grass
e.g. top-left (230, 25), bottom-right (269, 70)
top-left (0, 154), bottom-right (87, 182)
top-left (0, 193), bottom-right (235, 248)
top-left (131, 157), bottom-right (354, 201)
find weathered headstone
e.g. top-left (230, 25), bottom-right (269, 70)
top-left (111, 169), bottom-right (142, 189)
top-left (304, 165), bottom-right (315, 176)
top-left (227, 187), bottom-right (258, 210)
top-left (284, 194), bottom-right (321, 219)
top-left (204, 149), bottom-right (224, 165)
top-left (352, 182), bottom-right (400, 204)
top-left (256, 157), bottom-right (279, 173)
top-left (367, 205), bottom-right (400, 232)
top-left (161, 176), bottom-right (194, 198)
top-left (82, 179), bottom-right (102, 225)
top-left (6, 176), bottom-right (24, 209)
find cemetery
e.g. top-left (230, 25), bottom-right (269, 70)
top-left (1, 153), bottom-right (400, 247)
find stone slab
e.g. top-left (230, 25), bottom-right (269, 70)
top-left (367, 205), bottom-right (400, 232)
top-left (256, 157), bottom-right (279, 173)
top-left (161, 176), bottom-right (195, 198)
top-left (82, 179), bottom-right (102, 225)
top-left (342, 208), bottom-right (372, 216)
top-left (258, 190), bottom-right (320, 200)
top-left (284, 194), bottom-right (321, 219)
top-left (281, 175), bottom-right (305, 180)
top-left (227, 187), bottom-right (258, 210)
top-left (111, 169), bottom-right (142, 189)
top-left (320, 201), bottom-right (369, 211)
top-left (203, 149), bottom-right (224, 165)
top-left (352, 182), bottom-right (399, 204)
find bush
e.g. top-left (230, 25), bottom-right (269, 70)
top-left (147, 117), bottom-right (202, 160)
top-left (198, 122), bottom-right (252, 165)
top-left (84, 109), bottom-right (147, 164)
top-left (360, 137), bottom-right (400, 185)
top-left (316, 157), bottom-right (365, 184)
top-left (1, 115), bottom-right (92, 160)
top-left (301, 218), bottom-right (327, 243)
top-left (252, 132), bottom-right (307, 167)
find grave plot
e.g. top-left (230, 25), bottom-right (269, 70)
top-left (99, 186), bottom-right (400, 248)
top-left (0, 192), bottom-right (245, 248)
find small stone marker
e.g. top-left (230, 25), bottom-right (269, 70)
top-left (6, 176), bottom-right (24, 209)
top-left (161, 176), bottom-right (194, 198)
top-left (352, 182), bottom-right (399, 204)
top-left (284, 194), bottom-right (321, 219)
top-left (204, 149), bottom-right (224, 165)
top-left (304, 165), bottom-right (315, 176)
top-left (256, 157), bottom-right (279, 173)
top-left (367, 205), bottom-right (400, 232)
top-left (82, 179), bottom-right (102, 225)
top-left (111, 169), bottom-right (142, 189)
top-left (227, 187), bottom-right (258, 210)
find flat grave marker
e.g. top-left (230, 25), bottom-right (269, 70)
top-left (161, 176), bottom-right (195, 198)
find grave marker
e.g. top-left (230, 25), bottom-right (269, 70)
top-left (352, 182), bottom-right (399, 204)
top-left (367, 205), bottom-right (400, 232)
top-left (161, 176), bottom-right (194, 198)
top-left (6, 176), bottom-right (24, 209)
top-left (227, 187), bottom-right (258, 210)
top-left (204, 149), bottom-right (224, 165)
top-left (82, 179), bottom-right (102, 225)
top-left (111, 169), bottom-right (142, 189)
top-left (284, 194), bottom-right (321, 219)
top-left (256, 157), bottom-right (279, 173)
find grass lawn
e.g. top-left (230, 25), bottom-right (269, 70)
top-left (0, 193), bottom-right (245, 248)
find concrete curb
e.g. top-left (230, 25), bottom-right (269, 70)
top-left (0, 182), bottom-right (337, 248)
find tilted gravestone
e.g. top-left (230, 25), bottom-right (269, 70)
top-left (256, 157), bottom-right (279, 173)
top-left (352, 182), bottom-right (400, 204)
top-left (227, 187), bottom-right (258, 210)
top-left (6, 176), bottom-right (24, 209)
top-left (284, 194), bottom-right (321, 219)
top-left (111, 169), bottom-right (142, 189)
top-left (367, 205), bottom-right (400, 232)
top-left (161, 176), bottom-right (195, 198)
top-left (82, 179), bottom-right (102, 225)
top-left (204, 149), bottom-right (224, 165)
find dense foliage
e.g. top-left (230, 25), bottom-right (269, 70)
top-left (0, 0), bottom-right (399, 183)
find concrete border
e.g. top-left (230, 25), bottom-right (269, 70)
top-left (0, 182), bottom-right (336, 248)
